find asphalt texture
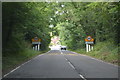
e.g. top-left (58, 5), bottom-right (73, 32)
top-left (3, 50), bottom-right (119, 79)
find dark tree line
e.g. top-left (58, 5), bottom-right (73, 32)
top-left (2, 2), bottom-right (120, 55)
top-left (2, 2), bottom-right (54, 55)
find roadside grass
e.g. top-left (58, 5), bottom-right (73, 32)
top-left (2, 48), bottom-right (48, 75)
top-left (72, 40), bottom-right (119, 66)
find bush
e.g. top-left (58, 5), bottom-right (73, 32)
top-left (72, 39), bottom-right (119, 65)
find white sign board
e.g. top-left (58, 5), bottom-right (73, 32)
top-left (32, 42), bottom-right (41, 44)
top-left (85, 42), bottom-right (94, 44)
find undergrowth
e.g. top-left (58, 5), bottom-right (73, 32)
top-left (72, 40), bottom-right (119, 66)
top-left (2, 48), bottom-right (45, 75)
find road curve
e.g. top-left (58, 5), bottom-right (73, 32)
top-left (2, 50), bottom-right (119, 80)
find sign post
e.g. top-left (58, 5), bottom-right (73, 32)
top-left (91, 45), bottom-right (93, 51)
top-left (86, 44), bottom-right (89, 52)
top-left (85, 36), bottom-right (94, 52)
top-left (32, 37), bottom-right (41, 51)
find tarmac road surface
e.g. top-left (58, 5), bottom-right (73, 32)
top-left (3, 50), bottom-right (119, 80)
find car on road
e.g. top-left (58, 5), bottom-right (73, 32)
top-left (60, 46), bottom-right (67, 50)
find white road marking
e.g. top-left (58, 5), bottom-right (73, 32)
top-left (79, 74), bottom-right (86, 80)
top-left (68, 62), bottom-right (75, 70)
top-left (3, 66), bottom-right (20, 77)
top-left (78, 54), bottom-right (118, 67)
top-left (66, 58), bottom-right (86, 80)
top-left (61, 50), bottom-right (76, 70)
top-left (60, 50), bottom-right (87, 80)
top-left (3, 53), bottom-right (44, 78)
top-left (65, 58), bottom-right (68, 61)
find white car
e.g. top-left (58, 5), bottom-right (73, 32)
top-left (60, 46), bottom-right (67, 50)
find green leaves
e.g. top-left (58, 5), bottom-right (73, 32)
top-left (3, 2), bottom-right (119, 53)
top-left (52, 2), bottom-right (119, 50)
top-left (2, 2), bottom-right (55, 54)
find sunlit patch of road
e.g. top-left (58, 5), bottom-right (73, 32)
top-left (49, 45), bottom-right (61, 50)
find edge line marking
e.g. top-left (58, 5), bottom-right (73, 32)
top-left (3, 53), bottom-right (45, 78)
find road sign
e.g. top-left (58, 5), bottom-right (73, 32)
top-left (85, 42), bottom-right (94, 44)
top-left (32, 37), bottom-right (41, 51)
top-left (85, 36), bottom-right (94, 52)
top-left (85, 36), bottom-right (94, 43)
top-left (32, 38), bottom-right (41, 42)
top-left (32, 37), bottom-right (41, 44)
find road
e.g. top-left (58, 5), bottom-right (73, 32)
top-left (2, 50), bottom-right (119, 80)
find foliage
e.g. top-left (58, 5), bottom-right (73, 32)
top-left (3, 2), bottom-right (119, 53)
top-left (2, 48), bottom-right (42, 74)
top-left (2, 2), bottom-right (119, 69)
top-left (72, 40), bottom-right (119, 65)
top-left (2, 2), bottom-right (54, 55)
top-left (51, 2), bottom-right (119, 50)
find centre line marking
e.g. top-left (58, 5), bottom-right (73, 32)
top-left (65, 58), bottom-right (68, 61)
top-left (79, 74), bottom-right (87, 80)
top-left (68, 62), bottom-right (75, 70)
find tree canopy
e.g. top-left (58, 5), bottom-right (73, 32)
top-left (50, 2), bottom-right (119, 49)
top-left (2, 2), bottom-right (119, 54)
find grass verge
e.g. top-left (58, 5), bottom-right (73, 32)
top-left (2, 48), bottom-right (48, 76)
top-left (71, 40), bottom-right (119, 66)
